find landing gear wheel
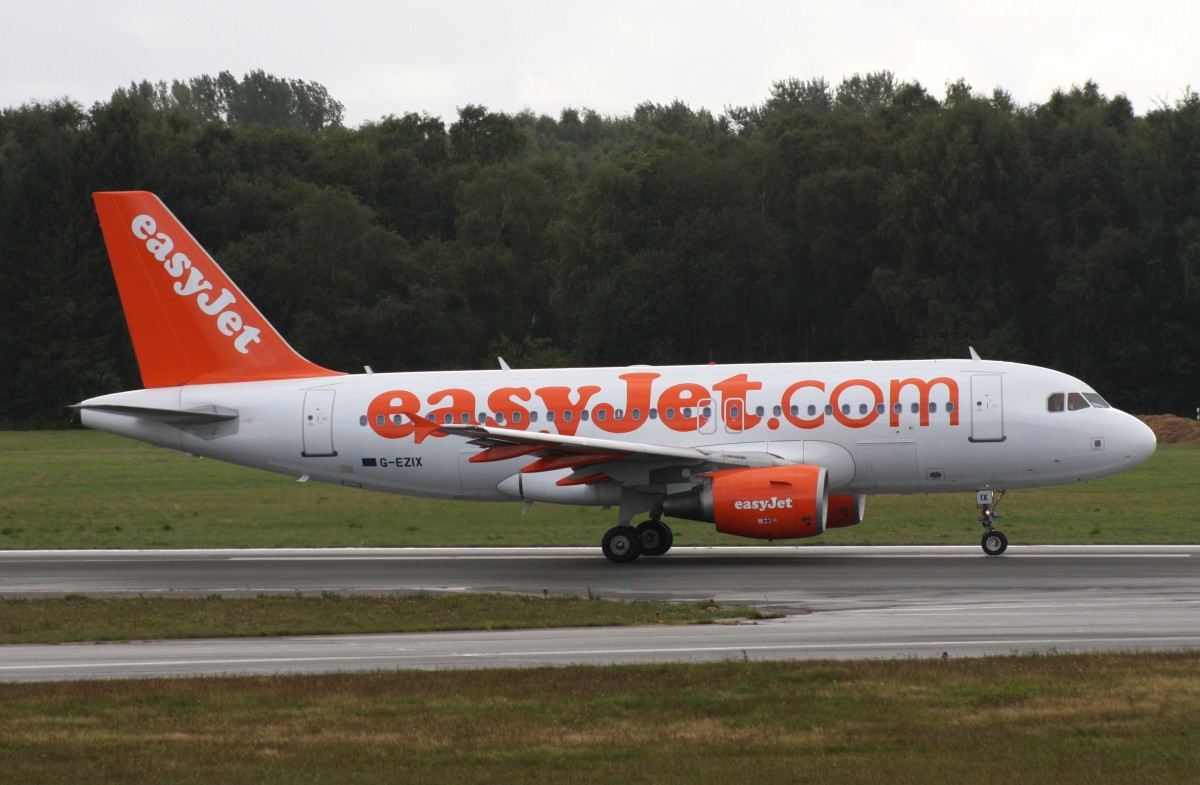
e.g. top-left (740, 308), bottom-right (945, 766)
top-left (602, 526), bottom-right (642, 563)
top-left (981, 530), bottom-right (1008, 556)
top-left (635, 520), bottom-right (673, 557)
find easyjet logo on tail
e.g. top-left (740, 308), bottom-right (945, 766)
top-left (130, 214), bottom-right (262, 354)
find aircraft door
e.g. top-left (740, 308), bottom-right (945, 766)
top-left (302, 389), bottom-right (338, 457)
top-left (969, 375), bottom-right (1005, 442)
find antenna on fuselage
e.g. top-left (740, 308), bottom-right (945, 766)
top-left (968, 346), bottom-right (982, 361)
top-left (498, 357), bottom-right (512, 371)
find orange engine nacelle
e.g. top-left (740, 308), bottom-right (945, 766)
top-left (662, 465), bottom-right (829, 540)
top-left (826, 494), bottom-right (866, 528)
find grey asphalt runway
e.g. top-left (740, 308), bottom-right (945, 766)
top-left (1, 546), bottom-right (1197, 681)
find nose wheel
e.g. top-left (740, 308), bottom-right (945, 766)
top-left (981, 529), bottom-right (1008, 556)
top-left (976, 489), bottom-right (1008, 556)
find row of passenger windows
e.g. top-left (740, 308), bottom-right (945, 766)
top-left (1046, 391), bottom-right (1111, 412)
top-left (361, 400), bottom-right (957, 428)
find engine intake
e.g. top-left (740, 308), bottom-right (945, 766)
top-left (662, 465), bottom-right (829, 540)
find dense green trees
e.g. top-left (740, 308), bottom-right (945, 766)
top-left (2, 71), bottom-right (1198, 426)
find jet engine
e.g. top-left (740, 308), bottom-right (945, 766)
top-left (826, 494), bottom-right (866, 528)
top-left (662, 465), bottom-right (828, 540)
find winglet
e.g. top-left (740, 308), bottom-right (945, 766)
top-left (93, 191), bottom-right (342, 388)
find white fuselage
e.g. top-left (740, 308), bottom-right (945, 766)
top-left (79, 358), bottom-right (1157, 504)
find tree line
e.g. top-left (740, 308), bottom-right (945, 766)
top-left (2, 69), bottom-right (1198, 427)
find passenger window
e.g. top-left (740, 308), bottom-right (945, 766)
top-left (1047, 393), bottom-right (1064, 412)
top-left (946, 401), bottom-right (955, 413)
top-left (824, 405), bottom-right (834, 416)
top-left (773, 405), bottom-right (782, 417)
top-left (1067, 392), bottom-right (1090, 411)
top-left (649, 408), bottom-right (658, 420)
top-left (666, 408), bottom-right (675, 420)
top-left (360, 415), bottom-right (368, 427)
top-left (730, 405), bottom-right (741, 418)
top-left (929, 403), bottom-right (938, 414)
top-left (911, 402), bottom-right (919, 414)
top-left (530, 411), bottom-right (539, 423)
top-left (631, 408), bottom-right (641, 421)
top-left (375, 415), bottom-right (385, 427)
top-left (547, 410), bottom-right (556, 422)
top-left (461, 413), bottom-right (471, 424)
top-left (701, 407), bottom-right (712, 418)
top-left (581, 410), bottom-right (590, 421)
top-left (443, 413), bottom-right (453, 424)
top-left (682, 407), bottom-right (693, 419)
top-left (807, 405), bottom-right (816, 416)
top-left (755, 406), bottom-right (765, 417)
top-left (859, 404), bottom-right (868, 415)
top-left (595, 409), bottom-right (606, 421)
top-left (876, 403), bottom-right (885, 415)
top-left (563, 410), bottom-right (572, 422)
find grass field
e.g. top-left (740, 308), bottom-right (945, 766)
top-left (0, 653), bottom-right (1197, 785)
top-left (0, 593), bottom-right (764, 645)
top-left (0, 430), bottom-right (1194, 550)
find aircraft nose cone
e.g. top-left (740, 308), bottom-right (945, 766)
top-left (1123, 415), bottom-right (1157, 467)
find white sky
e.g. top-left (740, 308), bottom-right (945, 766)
top-left (2, 0), bottom-right (1197, 126)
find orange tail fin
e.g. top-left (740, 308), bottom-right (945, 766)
top-left (93, 191), bottom-right (342, 387)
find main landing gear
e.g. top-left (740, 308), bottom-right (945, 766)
top-left (601, 519), bottom-right (674, 563)
top-left (976, 488), bottom-right (1008, 556)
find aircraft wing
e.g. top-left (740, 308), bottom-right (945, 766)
top-left (426, 419), bottom-right (788, 487)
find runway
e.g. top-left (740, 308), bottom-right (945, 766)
top-left (2, 546), bottom-right (1198, 681)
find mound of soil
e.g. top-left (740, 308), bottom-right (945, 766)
top-left (1137, 414), bottom-right (1200, 445)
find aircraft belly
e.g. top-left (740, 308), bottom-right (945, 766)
top-left (853, 440), bottom-right (918, 492)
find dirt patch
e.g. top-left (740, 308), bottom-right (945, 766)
top-left (1138, 414), bottom-right (1200, 445)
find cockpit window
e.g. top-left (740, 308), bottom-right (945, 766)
top-left (1047, 393), bottom-right (1065, 412)
top-left (1067, 392), bottom-right (1090, 411)
top-left (1082, 392), bottom-right (1111, 408)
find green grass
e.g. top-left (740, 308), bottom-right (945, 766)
top-left (0, 593), bottom-right (765, 645)
top-left (0, 430), bottom-right (1192, 549)
top-left (0, 653), bottom-right (1196, 784)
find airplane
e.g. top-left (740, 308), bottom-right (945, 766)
top-left (75, 191), bottom-right (1158, 562)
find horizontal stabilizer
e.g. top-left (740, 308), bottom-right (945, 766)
top-left (72, 403), bottom-right (239, 425)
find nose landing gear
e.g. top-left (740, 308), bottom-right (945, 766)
top-left (977, 489), bottom-right (1008, 556)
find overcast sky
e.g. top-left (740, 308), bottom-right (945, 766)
top-left (3, 1), bottom-right (1196, 126)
